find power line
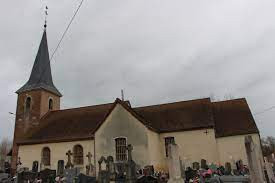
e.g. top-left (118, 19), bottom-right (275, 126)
top-left (254, 106), bottom-right (275, 116)
top-left (36, 0), bottom-right (85, 85)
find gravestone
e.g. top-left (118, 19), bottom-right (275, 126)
top-left (201, 159), bottom-right (207, 169)
top-left (179, 159), bottom-right (186, 180)
top-left (64, 167), bottom-right (80, 183)
top-left (86, 152), bottom-right (95, 176)
top-left (98, 156), bottom-right (109, 183)
top-left (32, 161), bottom-right (39, 172)
top-left (224, 162), bottom-right (232, 175)
top-left (78, 173), bottom-right (96, 183)
top-left (264, 157), bottom-right (275, 183)
top-left (65, 150), bottom-right (74, 169)
top-left (143, 165), bottom-right (154, 176)
top-left (17, 171), bottom-right (37, 183)
top-left (167, 143), bottom-right (184, 183)
top-left (40, 168), bottom-right (56, 183)
top-left (137, 175), bottom-right (158, 183)
top-left (244, 135), bottom-right (265, 183)
top-left (107, 156), bottom-right (116, 180)
top-left (192, 162), bottom-right (200, 170)
top-left (57, 160), bottom-right (65, 175)
top-left (0, 173), bottom-right (9, 182)
top-left (115, 162), bottom-right (127, 181)
top-left (126, 144), bottom-right (137, 183)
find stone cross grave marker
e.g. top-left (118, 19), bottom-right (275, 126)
top-left (98, 156), bottom-right (110, 183)
top-left (107, 156), bottom-right (116, 180)
top-left (167, 143), bottom-right (184, 183)
top-left (245, 135), bottom-right (265, 183)
top-left (86, 152), bottom-right (95, 176)
top-left (126, 144), bottom-right (137, 183)
top-left (65, 150), bottom-right (74, 169)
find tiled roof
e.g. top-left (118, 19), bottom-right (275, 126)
top-left (17, 98), bottom-right (259, 145)
top-left (212, 98), bottom-right (259, 138)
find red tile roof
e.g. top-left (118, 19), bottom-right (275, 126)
top-left (17, 98), bottom-right (259, 145)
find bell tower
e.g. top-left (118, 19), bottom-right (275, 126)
top-left (11, 25), bottom-right (62, 174)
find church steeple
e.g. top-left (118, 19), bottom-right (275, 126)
top-left (16, 28), bottom-right (62, 97)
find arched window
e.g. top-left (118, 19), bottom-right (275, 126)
top-left (115, 137), bottom-right (127, 161)
top-left (49, 98), bottom-right (53, 110)
top-left (73, 145), bottom-right (83, 165)
top-left (25, 97), bottom-right (31, 116)
top-left (42, 147), bottom-right (51, 166)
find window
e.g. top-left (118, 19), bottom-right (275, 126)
top-left (73, 145), bottom-right (83, 165)
top-left (115, 137), bottom-right (127, 161)
top-left (42, 147), bottom-right (51, 166)
top-left (165, 137), bottom-right (175, 157)
top-left (49, 98), bottom-right (53, 110)
top-left (25, 97), bottom-right (31, 116)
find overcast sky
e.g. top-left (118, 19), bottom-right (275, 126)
top-left (1, 0), bottom-right (275, 140)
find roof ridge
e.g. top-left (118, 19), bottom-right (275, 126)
top-left (134, 97), bottom-right (211, 109)
top-left (52, 102), bottom-right (114, 113)
top-left (212, 98), bottom-right (246, 104)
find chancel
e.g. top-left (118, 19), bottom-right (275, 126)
top-left (11, 25), bottom-right (264, 179)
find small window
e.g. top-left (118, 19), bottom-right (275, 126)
top-left (165, 137), bottom-right (175, 157)
top-left (49, 98), bottom-right (53, 110)
top-left (25, 97), bottom-right (31, 116)
top-left (115, 137), bottom-right (127, 161)
top-left (42, 147), bottom-right (51, 166)
top-left (73, 145), bottom-right (83, 165)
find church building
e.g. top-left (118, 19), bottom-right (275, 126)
top-left (11, 27), bottom-right (263, 176)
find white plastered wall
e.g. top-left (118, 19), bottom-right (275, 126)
top-left (159, 128), bottom-right (219, 170)
top-left (18, 139), bottom-right (94, 173)
top-left (216, 133), bottom-right (263, 166)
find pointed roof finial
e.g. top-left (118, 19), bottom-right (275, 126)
top-left (121, 89), bottom-right (124, 101)
top-left (44, 6), bottom-right (48, 29)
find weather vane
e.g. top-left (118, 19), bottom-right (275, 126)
top-left (44, 6), bottom-right (48, 28)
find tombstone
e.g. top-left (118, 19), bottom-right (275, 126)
top-left (137, 175), bottom-right (158, 183)
top-left (167, 143), bottom-right (184, 183)
top-left (115, 162), bottom-right (127, 181)
top-left (264, 157), bottom-right (275, 183)
top-left (40, 168), bottom-right (56, 183)
top-left (224, 162), bottom-right (232, 175)
top-left (98, 156), bottom-right (110, 183)
top-left (143, 165), bottom-right (154, 176)
top-left (17, 171), bottom-right (37, 183)
top-left (192, 162), bottom-right (200, 170)
top-left (86, 152), bottom-right (95, 176)
top-left (65, 150), bottom-right (74, 169)
top-left (201, 159), bottom-right (207, 169)
top-left (57, 160), bottom-right (65, 175)
top-left (179, 159), bottom-right (186, 180)
top-left (78, 173), bottom-right (96, 183)
top-left (126, 144), bottom-right (137, 183)
top-left (32, 161), bottom-right (39, 172)
top-left (107, 156), bottom-right (116, 180)
top-left (64, 167), bottom-right (80, 183)
top-left (244, 135), bottom-right (265, 183)
top-left (0, 173), bottom-right (9, 182)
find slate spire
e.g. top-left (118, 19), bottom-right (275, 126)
top-left (16, 28), bottom-right (62, 97)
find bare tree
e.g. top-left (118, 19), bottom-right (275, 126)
top-left (0, 138), bottom-right (12, 170)
top-left (261, 136), bottom-right (275, 157)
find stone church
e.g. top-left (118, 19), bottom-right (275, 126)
top-left (11, 27), bottom-right (263, 176)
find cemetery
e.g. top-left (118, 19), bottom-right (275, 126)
top-left (1, 136), bottom-right (275, 183)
